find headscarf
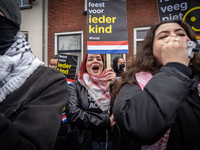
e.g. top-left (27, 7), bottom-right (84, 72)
top-left (0, 0), bottom-right (21, 55)
top-left (113, 56), bottom-right (120, 76)
top-left (0, 0), bottom-right (21, 25)
top-left (112, 56), bottom-right (125, 77)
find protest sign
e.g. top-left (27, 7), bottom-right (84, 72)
top-left (157, 0), bottom-right (200, 40)
top-left (87, 0), bottom-right (128, 54)
top-left (57, 54), bottom-right (78, 85)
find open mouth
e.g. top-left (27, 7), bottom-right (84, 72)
top-left (92, 65), bottom-right (99, 72)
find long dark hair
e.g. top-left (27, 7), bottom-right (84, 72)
top-left (112, 20), bottom-right (200, 100)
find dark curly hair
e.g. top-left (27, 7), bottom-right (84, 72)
top-left (111, 20), bottom-right (200, 101)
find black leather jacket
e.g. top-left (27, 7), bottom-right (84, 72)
top-left (0, 66), bottom-right (68, 150)
top-left (66, 80), bottom-right (111, 150)
top-left (113, 63), bottom-right (200, 150)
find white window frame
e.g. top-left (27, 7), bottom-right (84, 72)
top-left (17, 0), bottom-right (32, 9)
top-left (54, 31), bottom-right (83, 60)
top-left (21, 31), bottom-right (29, 42)
top-left (134, 27), bottom-right (150, 55)
top-left (84, 0), bottom-right (87, 11)
top-left (17, 0), bottom-right (31, 7)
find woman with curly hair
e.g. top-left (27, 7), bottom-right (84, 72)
top-left (112, 20), bottom-right (200, 150)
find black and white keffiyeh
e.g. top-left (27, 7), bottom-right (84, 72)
top-left (0, 32), bottom-right (44, 103)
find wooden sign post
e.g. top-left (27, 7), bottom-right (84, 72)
top-left (106, 54), bottom-right (111, 85)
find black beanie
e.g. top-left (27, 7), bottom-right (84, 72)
top-left (112, 56), bottom-right (120, 75)
top-left (0, 0), bottom-right (21, 25)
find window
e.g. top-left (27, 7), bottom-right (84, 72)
top-left (134, 27), bottom-right (150, 55)
top-left (55, 31), bottom-right (83, 73)
top-left (16, 0), bottom-right (32, 9)
top-left (21, 31), bottom-right (28, 42)
top-left (84, 0), bottom-right (87, 12)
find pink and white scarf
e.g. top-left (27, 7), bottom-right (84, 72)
top-left (197, 83), bottom-right (200, 97)
top-left (78, 69), bottom-right (111, 112)
top-left (135, 71), bottom-right (170, 150)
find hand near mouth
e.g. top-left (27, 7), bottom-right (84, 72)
top-left (106, 68), bottom-right (116, 84)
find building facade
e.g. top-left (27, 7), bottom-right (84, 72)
top-left (19, 0), bottom-right (48, 64)
top-left (48, 0), bottom-right (159, 69)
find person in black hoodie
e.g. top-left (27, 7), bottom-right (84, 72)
top-left (48, 55), bottom-right (70, 150)
top-left (112, 20), bottom-right (200, 150)
top-left (112, 56), bottom-right (125, 81)
top-left (54, 105), bottom-right (70, 150)
top-left (0, 1), bottom-right (68, 149)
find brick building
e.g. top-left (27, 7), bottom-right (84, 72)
top-left (48, 0), bottom-right (159, 69)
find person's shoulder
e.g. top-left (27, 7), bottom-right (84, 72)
top-left (36, 66), bottom-right (65, 76)
top-left (29, 66), bottom-right (67, 84)
top-left (68, 80), bottom-right (86, 92)
top-left (37, 65), bottom-right (60, 73)
top-left (117, 81), bottom-right (140, 97)
top-left (69, 79), bottom-right (80, 88)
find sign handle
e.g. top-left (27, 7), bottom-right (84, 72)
top-left (106, 54), bottom-right (111, 86)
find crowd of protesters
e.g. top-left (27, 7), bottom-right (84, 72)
top-left (0, 0), bottom-right (200, 150)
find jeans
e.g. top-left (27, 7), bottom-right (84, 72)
top-left (92, 141), bottom-right (113, 150)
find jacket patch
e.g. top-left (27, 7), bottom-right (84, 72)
top-left (62, 112), bottom-right (67, 123)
